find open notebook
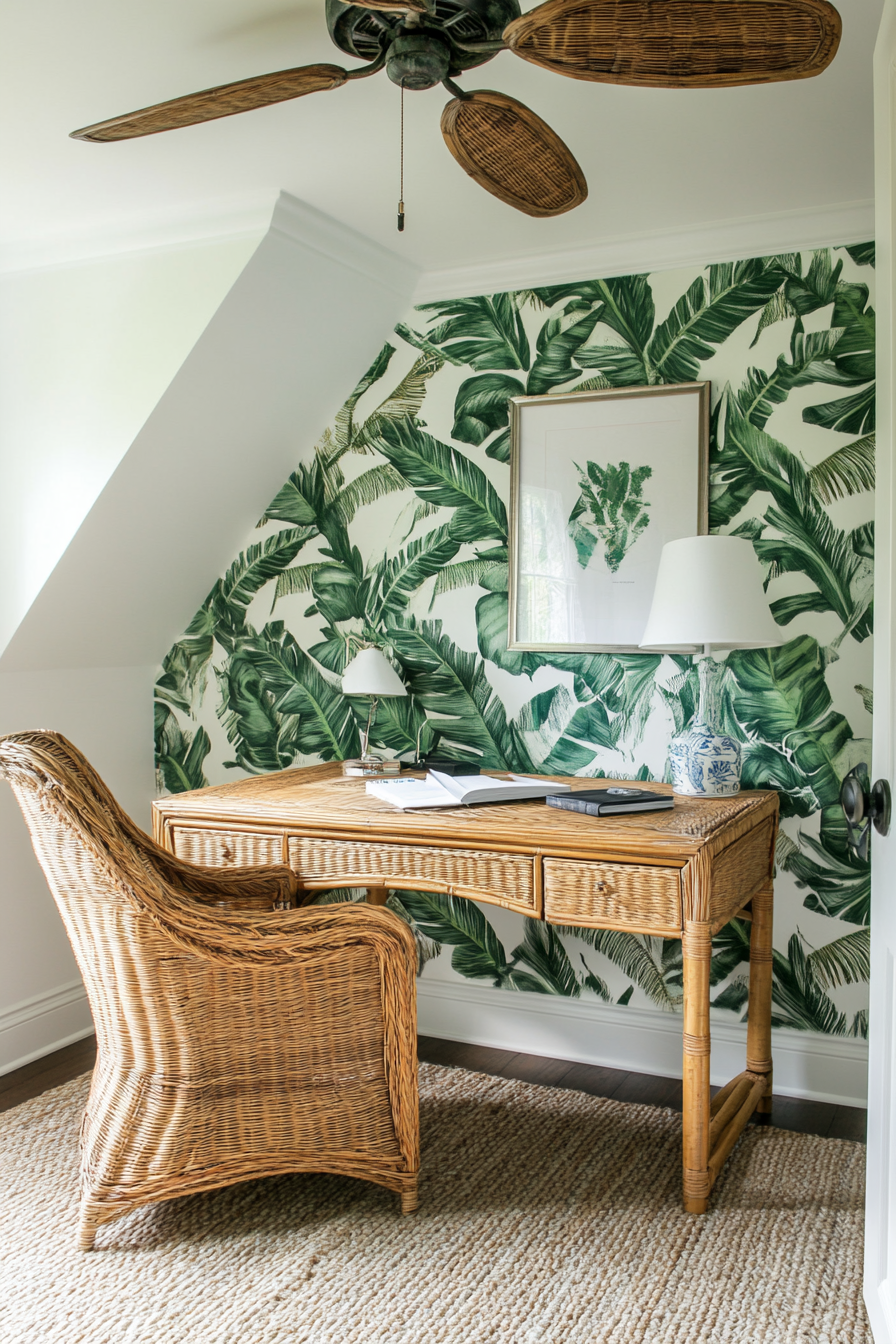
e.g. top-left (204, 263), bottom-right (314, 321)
top-left (366, 771), bottom-right (572, 810)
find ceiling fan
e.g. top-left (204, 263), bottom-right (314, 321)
top-left (71, 0), bottom-right (842, 220)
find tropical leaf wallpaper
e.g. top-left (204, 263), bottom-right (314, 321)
top-left (156, 244), bottom-right (875, 1039)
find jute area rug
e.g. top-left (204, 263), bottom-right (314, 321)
top-left (0, 1062), bottom-right (868, 1344)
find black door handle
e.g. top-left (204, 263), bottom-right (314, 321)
top-left (839, 763), bottom-right (892, 859)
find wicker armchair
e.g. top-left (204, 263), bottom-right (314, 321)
top-left (0, 731), bottom-right (419, 1250)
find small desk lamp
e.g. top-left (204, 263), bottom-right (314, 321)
top-left (341, 647), bottom-right (407, 777)
top-left (639, 535), bottom-right (782, 796)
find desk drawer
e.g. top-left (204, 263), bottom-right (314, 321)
top-left (544, 858), bottom-right (681, 935)
top-left (169, 826), bottom-right (283, 869)
top-left (288, 836), bottom-right (538, 916)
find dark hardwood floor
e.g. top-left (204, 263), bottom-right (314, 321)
top-left (0, 1035), bottom-right (97, 1115)
top-left (0, 1033), bottom-right (867, 1144)
top-left (417, 1036), bottom-right (868, 1143)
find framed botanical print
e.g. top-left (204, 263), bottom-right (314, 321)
top-left (508, 382), bottom-right (710, 653)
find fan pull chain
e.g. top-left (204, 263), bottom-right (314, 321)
top-left (397, 84), bottom-right (405, 233)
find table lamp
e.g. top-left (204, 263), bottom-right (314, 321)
top-left (639, 535), bottom-right (782, 796)
top-left (341, 646), bottom-right (407, 777)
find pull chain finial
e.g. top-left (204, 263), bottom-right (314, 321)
top-left (397, 84), bottom-right (405, 232)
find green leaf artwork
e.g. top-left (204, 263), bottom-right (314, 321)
top-left (567, 459), bottom-right (653, 572)
top-left (154, 244), bottom-right (876, 1041)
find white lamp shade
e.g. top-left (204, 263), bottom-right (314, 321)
top-left (639, 535), bottom-right (782, 651)
top-left (342, 647), bottom-right (407, 697)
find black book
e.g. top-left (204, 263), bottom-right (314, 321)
top-left (546, 787), bottom-right (673, 817)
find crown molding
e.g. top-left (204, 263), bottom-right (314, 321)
top-left (0, 192), bottom-right (279, 277)
top-left (270, 191), bottom-right (420, 298)
top-left (413, 198), bottom-right (876, 302)
top-left (1, 194), bottom-right (869, 290)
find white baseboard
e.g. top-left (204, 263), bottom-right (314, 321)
top-left (417, 979), bottom-right (869, 1109)
top-left (0, 980), bottom-right (93, 1077)
top-left (1, 972), bottom-right (867, 1108)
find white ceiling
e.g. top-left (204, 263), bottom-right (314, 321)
top-left (1, 0), bottom-right (882, 272)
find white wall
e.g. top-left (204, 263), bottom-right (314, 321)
top-left (0, 193), bottom-right (420, 1073)
top-left (0, 194), bottom-right (421, 673)
top-left (0, 232), bottom-right (262, 658)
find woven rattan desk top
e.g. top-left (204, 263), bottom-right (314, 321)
top-left (153, 764), bottom-right (777, 867)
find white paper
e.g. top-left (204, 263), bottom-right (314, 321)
top-left (367, 772), bottom-right (572, 810)
top-left (365, 776), bottom-right (458, 809)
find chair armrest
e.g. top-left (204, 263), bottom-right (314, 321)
top-left (150, 849), bottom-right (300, 911)
top-left (141, 882), bottom-right (417, 973)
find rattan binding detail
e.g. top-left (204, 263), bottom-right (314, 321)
top-left (0, 731), bottom-right (419, 1249)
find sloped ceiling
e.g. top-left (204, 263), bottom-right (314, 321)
top-left (0, 0), bottom-right (881, 272)
top-left (0, 197), bottom-right (419, 671)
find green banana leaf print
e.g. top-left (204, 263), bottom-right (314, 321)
top-left (155, 244), bottom-right (875, 1040)
top-left (568, 460), bottom-right (653, 572)
top-left (154, 703), bottom-right (211, 794)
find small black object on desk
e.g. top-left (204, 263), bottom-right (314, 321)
top-left (414, 756), bottom-right (474, 777)
top-left (546, 787), bottom-right (673, 817)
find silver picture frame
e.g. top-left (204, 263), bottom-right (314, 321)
top-left (508, 382), bottom-right (710, 654)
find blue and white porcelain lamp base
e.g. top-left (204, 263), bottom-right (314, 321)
top-left (668, 655), bottom-right (741, 797)
top-left (638, 536), bottom-right (784, 801)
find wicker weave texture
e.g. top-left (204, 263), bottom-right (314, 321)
top-left (708, 820), bottom-right (776, 929)
top-left (169, 825), bottom-right (285, 871)
top-left (441, 90), bottom-right (587, 217)
top-left (152, 767), bottom-right (774, 855)
top-left (288, 835), bottom-right (538, 913)
top-left (0, 732), bottom-right (420, 1249)
top-left (544, 857), bottom-right (682, 933)
top-left (153, 762), bottom-right (778, 1213)
top-left (504, 0), bottom-right (842, 88)
top-left (72, 65), bottom-right (348, 141)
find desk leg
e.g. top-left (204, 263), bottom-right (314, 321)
top-left (682, 919), bottom-right (712, 1214)
top-left (746, 881), bottom-right (774, 1120)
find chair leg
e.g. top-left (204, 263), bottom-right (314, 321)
top-left (401, 1181), bottom-right (419, 1215)
top-left (77, 1203), bottom-right (102, 1251)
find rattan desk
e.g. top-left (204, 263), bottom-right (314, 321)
top-left (153, 766), bottom-right (778, 1214)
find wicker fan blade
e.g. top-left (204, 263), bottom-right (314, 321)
top-left (70, 64), bottom-right (349, 142)
top-left (503, 0), bottom-right (841, 88)
top-left (441, 90), bottom-right (586, 217)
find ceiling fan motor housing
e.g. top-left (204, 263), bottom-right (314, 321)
top-left (326, 0), bottom-right (521, 77)
top-left (387, 34), bottom-right (451, 88)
